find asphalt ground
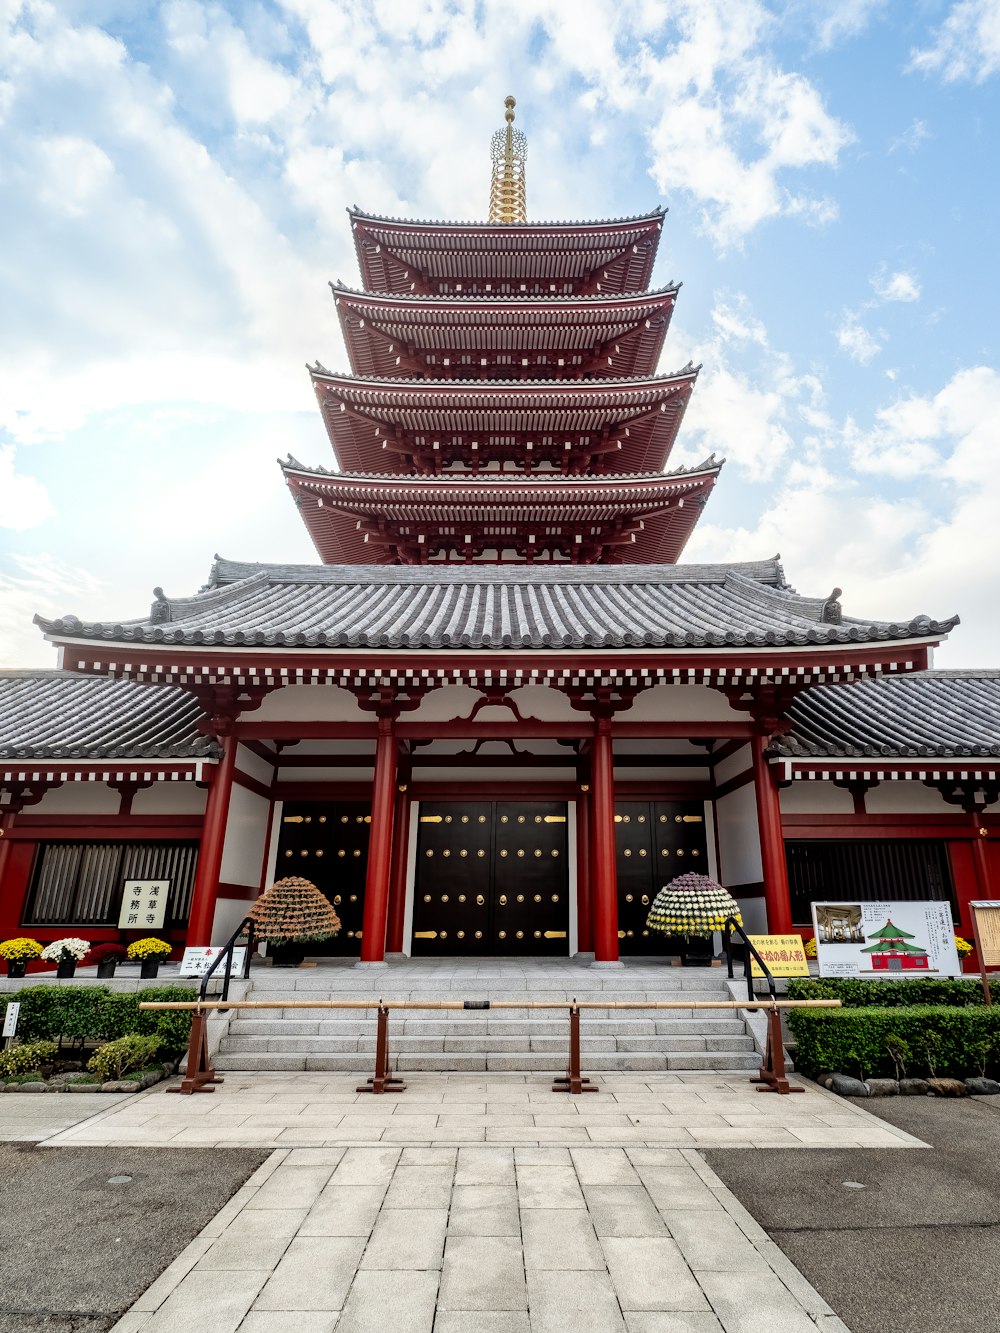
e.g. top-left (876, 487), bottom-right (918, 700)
top-left (706, 1091), bottom-right (1000, 1333)
top-left (0, 1143), bottom-right (267, 1333)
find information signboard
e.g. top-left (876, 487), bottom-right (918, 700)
top-left (748, 934), bottom-right (810, 978)
top-left (118, 879), bottom-right (169, 931)
top-left (969, 902), bottom-right (1000, 970)
top-left (811, 900), bottom-right (960, 979)
top-left (179, 947), bottom-right (247, 979)
top-left (3, 1002), bottom-right (20, 1039)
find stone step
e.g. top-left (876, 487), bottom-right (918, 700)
top-left (218, 1032), bottom-right (755, 1056)
top-left (213, 1049), bottom-right (761, 1074)
top-left (225, 1017), bottom-right (748, 1038)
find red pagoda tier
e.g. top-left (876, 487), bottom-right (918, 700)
top-left (282, 457), bottom-right (721, 564)
top-left (293, 102), bottom-right (708, 568)
top-left (348, 206), bottom-right (665, 297)
top-left (309, 368), bottom-right (699, 475)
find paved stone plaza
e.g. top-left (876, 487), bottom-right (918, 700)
top-left (0, 1070), bottom-right (924, 1332)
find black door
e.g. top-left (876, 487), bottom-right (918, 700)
top-left (274, 802), bottom-right (370, 955)
top-left (615, 800), bottom-right (709, 954)
top-left (412, 801), bottom-right (569, 955)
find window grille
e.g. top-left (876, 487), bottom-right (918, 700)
top-left (24, 841), bottom-right (199, 927)
top-left (785, 840), bottom-right (955, 926)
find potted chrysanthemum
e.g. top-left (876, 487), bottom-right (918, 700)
top-left (41, 937), bottom-right (91, 979)
top-left (247, 876), bottom-right (342, 967)
top-left (646, 872), bottom-right (742, 966)
top-left (88, 942), bottom-right (128, 979)
top-left (126, 937), bottom-right (173, 978)
top-left (0, 938), bottom-right (43, 978)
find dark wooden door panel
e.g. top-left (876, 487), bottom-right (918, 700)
top-left (412, 801), bottom-right (569, 955)
top-left (274, 803), bottom-right (370, 954)
top-left (616, 800), bottom-right (709, 954)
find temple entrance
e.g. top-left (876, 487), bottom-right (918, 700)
top-left (411, 801), bottom-right (569, 955)
top-left (615, 800), bottom-right (709, 955)
top-left (275, 802), bottom-right (370, 955)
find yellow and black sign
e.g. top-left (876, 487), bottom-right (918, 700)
top-left (748, 934), bottom-right (810, 978)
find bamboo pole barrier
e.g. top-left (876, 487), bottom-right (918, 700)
top-left (140, 999), bottom-right (841, 1012)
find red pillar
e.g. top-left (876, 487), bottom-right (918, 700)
top-left (187, 735), bottom-right (237, 945)
top-left (591, 718), bottom-right (620, 964)
top-left (386, 785), bottom-right (410, 954)
top-left (575, 784), bottom-right (593, 954)
top-left (359, 715), bottom-right (398, 964)
top-left (972, 816), bottom-right (995, 899)
top-left (751, 733), bottom-right (792, 933)
top-left (0, 808), bottom-right (17, 903)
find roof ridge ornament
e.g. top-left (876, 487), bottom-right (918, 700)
top-left (821, 587), bottom-right (843, 624)
top-left (489, 95), bottom-right (527, 224)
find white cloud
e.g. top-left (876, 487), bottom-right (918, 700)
top-left (888, 118), bottom-right (929, 154)
top-left (0, 554), bottom-right (105, 668)
top-left (836, 313), bottom-right (882, 363)
top-left (0, 445), bottom-right (52, 529)
top-left (811, 0), bottom-right (888, 50)
top-left (910, 0), bottom-right (1000, 83)
top-left (871, 268), bottom-right (921, 302)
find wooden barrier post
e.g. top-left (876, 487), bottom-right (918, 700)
top-left (357, 1003), bottom-right (406, 1095)
top-left (167, 1009), bottom-right (223, 1095)
top-left (553, 1003), bottom-right (597, 1095)
top-left (753, 1005), bottom-right (804, 1095)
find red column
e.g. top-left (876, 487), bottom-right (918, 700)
top-left (591, 718), bottom-right (620, 964)
top-left (359, 714), bottom-right (398, 964)
top-left (575, 784), bottom-right (593, 954)
top-left (751, 733), bottom-right (792, 933)
top-left (386, 785), bottom-right (411, 954)
top-left (0, 808), bottom-right (17, 903)
top-left (972, 817), bottom-right (995, 899)
top-left (187, 735), bottom-right (238, 945)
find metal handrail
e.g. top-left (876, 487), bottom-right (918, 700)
top-left (722, 915), bottom-right (777, 1003)
top-left (198, 916), bottom-right (255, 1004)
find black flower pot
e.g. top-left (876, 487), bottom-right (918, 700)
top-left (96, 960), bottom-right (118, 979)
top-left (269, 943), bottom-right (306, 968)
top-left (681, 935), bottom-right (713, 968)
top-left (5, 960), bottom-right (27, 979)
top-left (140, 959), bottom-right (161, 979)
top-left (56, 959), bottom-right (77, 979)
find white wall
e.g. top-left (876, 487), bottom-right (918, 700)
top-left (253, 684), bottom-right (366, 721)
top-left (779, 783), bottom-right (855, 815)
top-left (625, 684), bottom-right (743, 723)
top-left (714, 744), bottom-right (751, 787)
top-left (211, 895), bottom-right (256, 945)
top-left (219, 783), bottom-right (271, 888)
top-left (715, 782), bottom-right (763, 887)
top-left (235, 743), bottom-right (273, 786)
top-left (865, 782), bottom-right (955, 814)
top-left (132, 783), bottom-right (207, 815)
top-left (31, 783), bottom-right (121, 815)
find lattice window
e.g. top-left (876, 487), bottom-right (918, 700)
top-left (24, 841), bottom-right (199, 927)
top-left (785, 840), bottom-right (956, 927)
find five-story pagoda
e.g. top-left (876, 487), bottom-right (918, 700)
top-left (284, 96), bottom-right (719, 568)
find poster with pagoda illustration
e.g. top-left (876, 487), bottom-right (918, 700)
top-left (811, 901), bottom-right (961, 979)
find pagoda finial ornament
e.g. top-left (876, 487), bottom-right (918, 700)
top-left (489, 94), bottom-right (527, 224)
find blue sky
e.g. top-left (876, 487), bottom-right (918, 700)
top-left (2, 0), bottom-right (999, 666)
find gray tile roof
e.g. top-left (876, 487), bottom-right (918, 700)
top-left (0, 670), bottom-right (217, 761)
top-left (34, 560), bottom-right (957, 652)
top-left (777, 671), bottom-right (1000, 759)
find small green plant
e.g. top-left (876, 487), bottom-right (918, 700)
top-left (884, 1034), bottom-right (911, 1080)
top-left (0, 1040), bottom-right (58, 1079)
top-left (88, 1034), bottom-right (164, 1082)
top-left (922, 1031), bottom-right (943, 1079)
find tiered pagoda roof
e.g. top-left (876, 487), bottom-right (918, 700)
top-left (281, 457), bottom-right (720, 564)
top-left (348, 207), bottom-right (665, 296)
top-left (309, 368), bottom-right (699, 475)
top-left (284, 101), bottom-right (712, 567)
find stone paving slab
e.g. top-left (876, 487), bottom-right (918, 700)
top-left (105, 1141), bottom-right (856, 1333)
top-left (39, 1071), bottom-right (926, 1151)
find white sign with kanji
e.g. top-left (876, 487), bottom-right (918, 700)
top-left (118, 879), bottom-right (169, 931)
top-left (178, 947), bottom-right (247, 978)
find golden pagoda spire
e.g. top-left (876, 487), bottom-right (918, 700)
top-left (489, 95), bottom-right (527, 224)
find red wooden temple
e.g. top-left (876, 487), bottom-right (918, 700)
top-left (1, 99), bottom-right (996, 966)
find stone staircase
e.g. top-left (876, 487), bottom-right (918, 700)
top-left (213, 958), bottom-right (761, 1075)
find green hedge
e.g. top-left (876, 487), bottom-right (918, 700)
top-left (14, 985), bottom-right (196, 1052)
top-left (787, 977), bottom-right (985, 1008)
top-left (788, 1004), bottom-right (1000, 1079)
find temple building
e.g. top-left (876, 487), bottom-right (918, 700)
top-left (1, 100), bottom-right (997, 966)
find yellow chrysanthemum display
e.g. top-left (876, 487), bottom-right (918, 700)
top-left (646, 872), bottom-right (742, 937)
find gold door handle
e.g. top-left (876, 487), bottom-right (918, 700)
top-left (499, 895), bottom-right (507, 906)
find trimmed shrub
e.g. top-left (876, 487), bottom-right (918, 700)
top-left (789, 1005), bottom-right (1000, 1079)
top-left (0, 1040), bottom-right (59, 1078)
top-left (787, 977), bottom-right (984, 1008)
top-left (14, 984), bottom-right (196, 1052)
top-left (88, 1034), bottom-right (164, 1082)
